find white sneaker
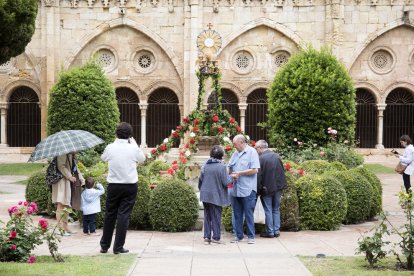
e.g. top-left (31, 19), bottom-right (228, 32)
top-left (230, 237), bottom-right (243, 243)
top-left (247, 238), bottom-right (255, 244)
top-left (61, 232), bottom-right (71, 236)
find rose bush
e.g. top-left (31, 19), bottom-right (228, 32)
top-left (0, 201), bottom-right (63, 263)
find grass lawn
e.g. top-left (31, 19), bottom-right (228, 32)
top-left (0, 255), bottom-right (136, 276)
top-left (0, 163), bottom-right (46, 176)
top-left (300, 256), bottom-right (413, 275)
top-left (364, 163), bottom-right (395, 174)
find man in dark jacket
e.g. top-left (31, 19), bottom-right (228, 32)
top-left (255, 140), bottom-right (287, 238)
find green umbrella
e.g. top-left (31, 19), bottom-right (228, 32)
top-left (28, 130), bottom-right (104, 162)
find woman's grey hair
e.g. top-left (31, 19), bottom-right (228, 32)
top-left (256, 140), bottom-right (268, 149)
top-left (210, 145), bottom-right (224, 160)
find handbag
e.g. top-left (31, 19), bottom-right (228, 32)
top-left (395, 162), bottom-right (407, 174)
top-left (45, 157), bottom-right (63, 187)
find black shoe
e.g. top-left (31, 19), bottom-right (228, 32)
top-left (260, 232), bottom-right (275, 238)
top-left (274, 233), bottom-right (280, 238)
top-left (100, 248), bottom-right (108, 254)
top-left (114, 248), bottom-right (129, 254)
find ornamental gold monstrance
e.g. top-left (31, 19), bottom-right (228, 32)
top-left (196, 24), bottom-right (222, 109)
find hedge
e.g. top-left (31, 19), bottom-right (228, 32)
top-left (296, 174), bottom-right (347, 230)
top-left (25, 171), bottom-right (55, 215)
top-left (129, 175), bottom-right (152, 229)
top-left (280, 173), bottom-right (300, 231)
top-left (299, 160), bottom-right (332, 175)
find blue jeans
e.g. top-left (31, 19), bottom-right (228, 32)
top-left (83, 213), bottom-right (97, 234)
top-left (260, 190), bottom-right (282, 235)
top-left (232, 191), bottom-right (256, 240)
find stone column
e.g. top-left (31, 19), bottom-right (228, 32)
top-left (325, 0), bottom-right (344, 55)
top-left (238, 103), bottom-right (248, 132)
top-left (0, 102), bottom-right (8, 146)
top-left (139, 103), bottom-right (148, 148)
top-left (375, 104), bottom-right (386, 149)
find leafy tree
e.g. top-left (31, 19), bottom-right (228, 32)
top-left (0, 0), bottom-right (38, 64)
top-left (267, 46), bottom-right (356, 149)
top-left (47, 61), bottom-right (120, 152)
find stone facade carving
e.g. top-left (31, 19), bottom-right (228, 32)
top-left (43, 0), bottom-right (54, 6)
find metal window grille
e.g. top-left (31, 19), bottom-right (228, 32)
top-left (116, 88), bottom-right (141, 144)
top-left (355, 89), bottom-right (377, 148)
top-left (208, 89), bottom-right (240, 122)
top-left (246, 89), bottom-right (267, 142)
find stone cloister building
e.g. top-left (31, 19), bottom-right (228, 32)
top-left (0, 0), bottom-right (414, 156)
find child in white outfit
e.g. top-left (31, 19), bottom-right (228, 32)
top-left (81, 177), bottom-right (105, 236)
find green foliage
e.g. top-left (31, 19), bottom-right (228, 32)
top-left (280, 173), bottom-right (299, 231)
top-left (356, 215), bottom-right (390, 267)
top-left (129, 176), bottom-right (152, 229)
top-left (25, 171), bottom-right (55, 215)
top-left (138, 160), bottom-right (171, 185)
top-left (149, 179), bottom-right (199, 232)
top-left (222, 206), bottom-right (233, 232)
top-left (77, 149), bottom-right (102, 168)
top-left (328, 171), bottom-right (372, 224)
top-left (299, 160), bottom-right (332, 175)
top-left (0, 0), bottom-right (38, 64)
top-left (322, 142), bottom-right (364, 169)
top-left (47, 61), bottom-right (120, 153)
top-left (79, 161), bottom-right (107, 179)
top-left (267, 46), bottom-right (356, 149)
top-left (93, 176), bottom-right (108, 229)
top-left (329, 161), bottom-right (348, 171)
top-left (296, 175), bottom-right (347, 230)
top-left (350, 166), bottom-right (382, 218)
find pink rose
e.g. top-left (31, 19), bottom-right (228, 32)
top-left (27, 255), bottom-right (36, 264)
top-left (11, 244), bottom-right (17, 251)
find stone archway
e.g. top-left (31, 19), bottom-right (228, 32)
top-left (147, 88), bottom-right (180, 147)
top-left (355, 88), bottom-right (377, 148)
top-left (383, 88), bottom-right (414, 148)
top-left (7, 86), bottom-right (41, 147)
top-left (116, 87), bottom-right (141, 144)
top-left (208, 89), bottom-right (240, 122)
top-left (246, 88), bottom-right (267, 142)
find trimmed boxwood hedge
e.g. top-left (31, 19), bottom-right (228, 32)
top-left (281, 173), bottom-right (300, 231)
top-left (327, 171), bottom-right (372, 224)
top-left (25, 171), bottom-right (55, 215)
top-left (296, 174), bottom-right (347, 230)
top-left (222, 206), bottom-right (232, 232)
top-left (149, 179), bottom-right (199, 232)
top-left (299, 160), bottom-right (332, 175)
top-left (329, 161), bottom-right (348, 171)
top-left (129, 175), bottom-right (152, 229)
top-left (350, 166), bottom-right (382, 219)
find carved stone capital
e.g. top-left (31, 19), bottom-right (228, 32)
top-left (0, 102), bottom-right (8, 111)
top-left (43, 0), bottom-right (55, 7)
top-left (377, 104), bottom-right (387, 111)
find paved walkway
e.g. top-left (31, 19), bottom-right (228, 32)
top-left (0, 157), bottom-right (410, 275)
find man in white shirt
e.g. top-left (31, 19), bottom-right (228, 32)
top-left (100, 122), bottom-right (145, 254)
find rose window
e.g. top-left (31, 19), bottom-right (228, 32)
top-left (134, 50), bottom-right (155, 73)
top-left (233, 51), bottom-right (254, 74)
top-left (274, 51), bottom-right (290, 68)
top-left (370, 50), bottom-right (393, 73)
top-left (97, 49), bottom-right (115, 70)
top-left (138, 54), bottom-right (152, 68)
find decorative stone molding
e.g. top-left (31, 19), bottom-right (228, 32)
top-left (151, 0), bottom-right (159, 7)
top-left (168, 0), bottom-right (174, 12)
top-left (0, 102), bottom-right (8, 110)
top-left (136, 0), bottom-right (142, 12)
top-left (71, 0), bottom-right (79, 8)
top-left (242, 0), bottom-right (251, 6)
top-left (273, 0), bottom-right (284, 6)
top-left (43, 0), bottom-right (55, 7)
top-left (87, 0), bottom-right (95, 8)
top-left (0, 58), bottom-right (16, 74)
top-left (102, 0), bottom-right (110, 7)
top-left (93, 46), bottom-right (119, 73)
top-left (133, 49), bottom-right (157, 74)
top-left (119, 0), bottom-right (128, 7)
top-left (231, 49), bottom-right (255, 75)
top-left (213, 0), bottom-right (220, 13)
top-left (370, 0), bottom-right (378, 5)
top-left (369, 47), bottom-right (396, 75)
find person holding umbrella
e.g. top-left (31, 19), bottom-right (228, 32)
top-left (53, 152), bottom-right (85, 236)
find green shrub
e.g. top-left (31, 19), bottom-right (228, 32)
top-left (327, 171), bottom-right (372, 224)
top-left (77, 149), bottom-right (102, 167)
top-left (222, 206), bottom-right (233, 232)
top-left (329, 161), bottom-right (347, 171)
top-left (149, 179), bottom-right (199, 232)
top-left (94, 175), bottom-right (109, 229)
top-left (350, 167), bottom-right (382, 218)
top-left (267, 46), bottom-right (356, 149)
top-left (296, 175), bottom-right (347, 230)
top-left (299, 160), bottom-right (331, 175)
top-left (47, 61), bottom-right (120, 153)
top-left (81, 161), bottom-right (107, 178)
top-left (323, 143), bottom-right (364, 169)
top-left (129, 176), bottom-right (152, 229)
top-left (280, 173), bottom-right (299, 231)
top-left (25, 171), bottom-right (55, 215)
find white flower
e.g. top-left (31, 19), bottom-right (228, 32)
top-left (223, 137), bottom-right (230, 143)
top-left (190, 132), bottom-right (196, 137)
top-left (332, 130), bottom-right (337, 135)
top-left (293, 138), bottom-right (298, 142)
top-left (344, 140), bottom-right (349, 144)
top-left (171, 129), bottom-right (175, 134)
top-left (147, 153), bottom-right (152, 158)
top-left (328, 127), bottom-right (332, 131)
top-left (245, 135), bottom-right (250, 141)
top-left (313, 144), bottom-right (317, 147)
top-left (163, 138), bottom-right (169, 143)
top-left (185, 150), bottom-right (191, 157)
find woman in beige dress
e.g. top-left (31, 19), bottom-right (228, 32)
top-left (52, 153), bottom-right (85, 236)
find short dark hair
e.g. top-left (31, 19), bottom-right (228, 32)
top-left (116, 122), bottom-right (133, 139)
top-left (210, 145), bottom-right (224, 160)
top-left (85, 177), bottom-right (95, 189)
top-left (400, 135), bottom-right (412, 145)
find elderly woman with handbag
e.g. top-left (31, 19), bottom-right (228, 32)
top-left (52, 153), bottom-right (85, 236)
top-left (396, 135), bottom-right (414, 193)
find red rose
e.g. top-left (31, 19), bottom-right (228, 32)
top-left (236, 126), bottom-right (242, 132)
top-left (212, 115), bottom-right (219, 122)
top-left (218, 127), bottom-right (225, 133)
top-left (172, 160), bottom-right (177, 165)
top-left (27, 255), bottom-right (36, 264)
top-left (190, 138), bottom-right (195, 144)
top-left (172, 164), bottom-right (179, 170)
top-left (230, 118), bottom-right (236, 123)
top-left (285, 163), bottom-right (291, 171)
top-left (185, 144), bottom-right (189, 148)
top-left (10, 231), bottom-right (17, 239)
top-left (168, 169), bottom-right (174, 175)
top-left (180, 157), bottom-right (187, 164)
top-left (299, 170), bottom-right (305, 176)
top-left (151, 149), bottom-right (156, 154)
top-left (182, 118), bottom-right (189, 123)
top-left (176, 125), bottom-right (181, 130)
top-left (194, 119), bottom-right (199, 125)
top-left (225, 145), bottom-right (232, 151)
top-left (193, 126), bottom-right (199, 132)
top-left (172, 131), bottom-right (179, 137)
top-left (160, 144), bottom-right (166, 151)
top-left (24, 202), bottom-right (28, 206)
top-left (11, 244), bottom-right (16, 251)
top-left (251, 140), bottom-right (256, 147)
